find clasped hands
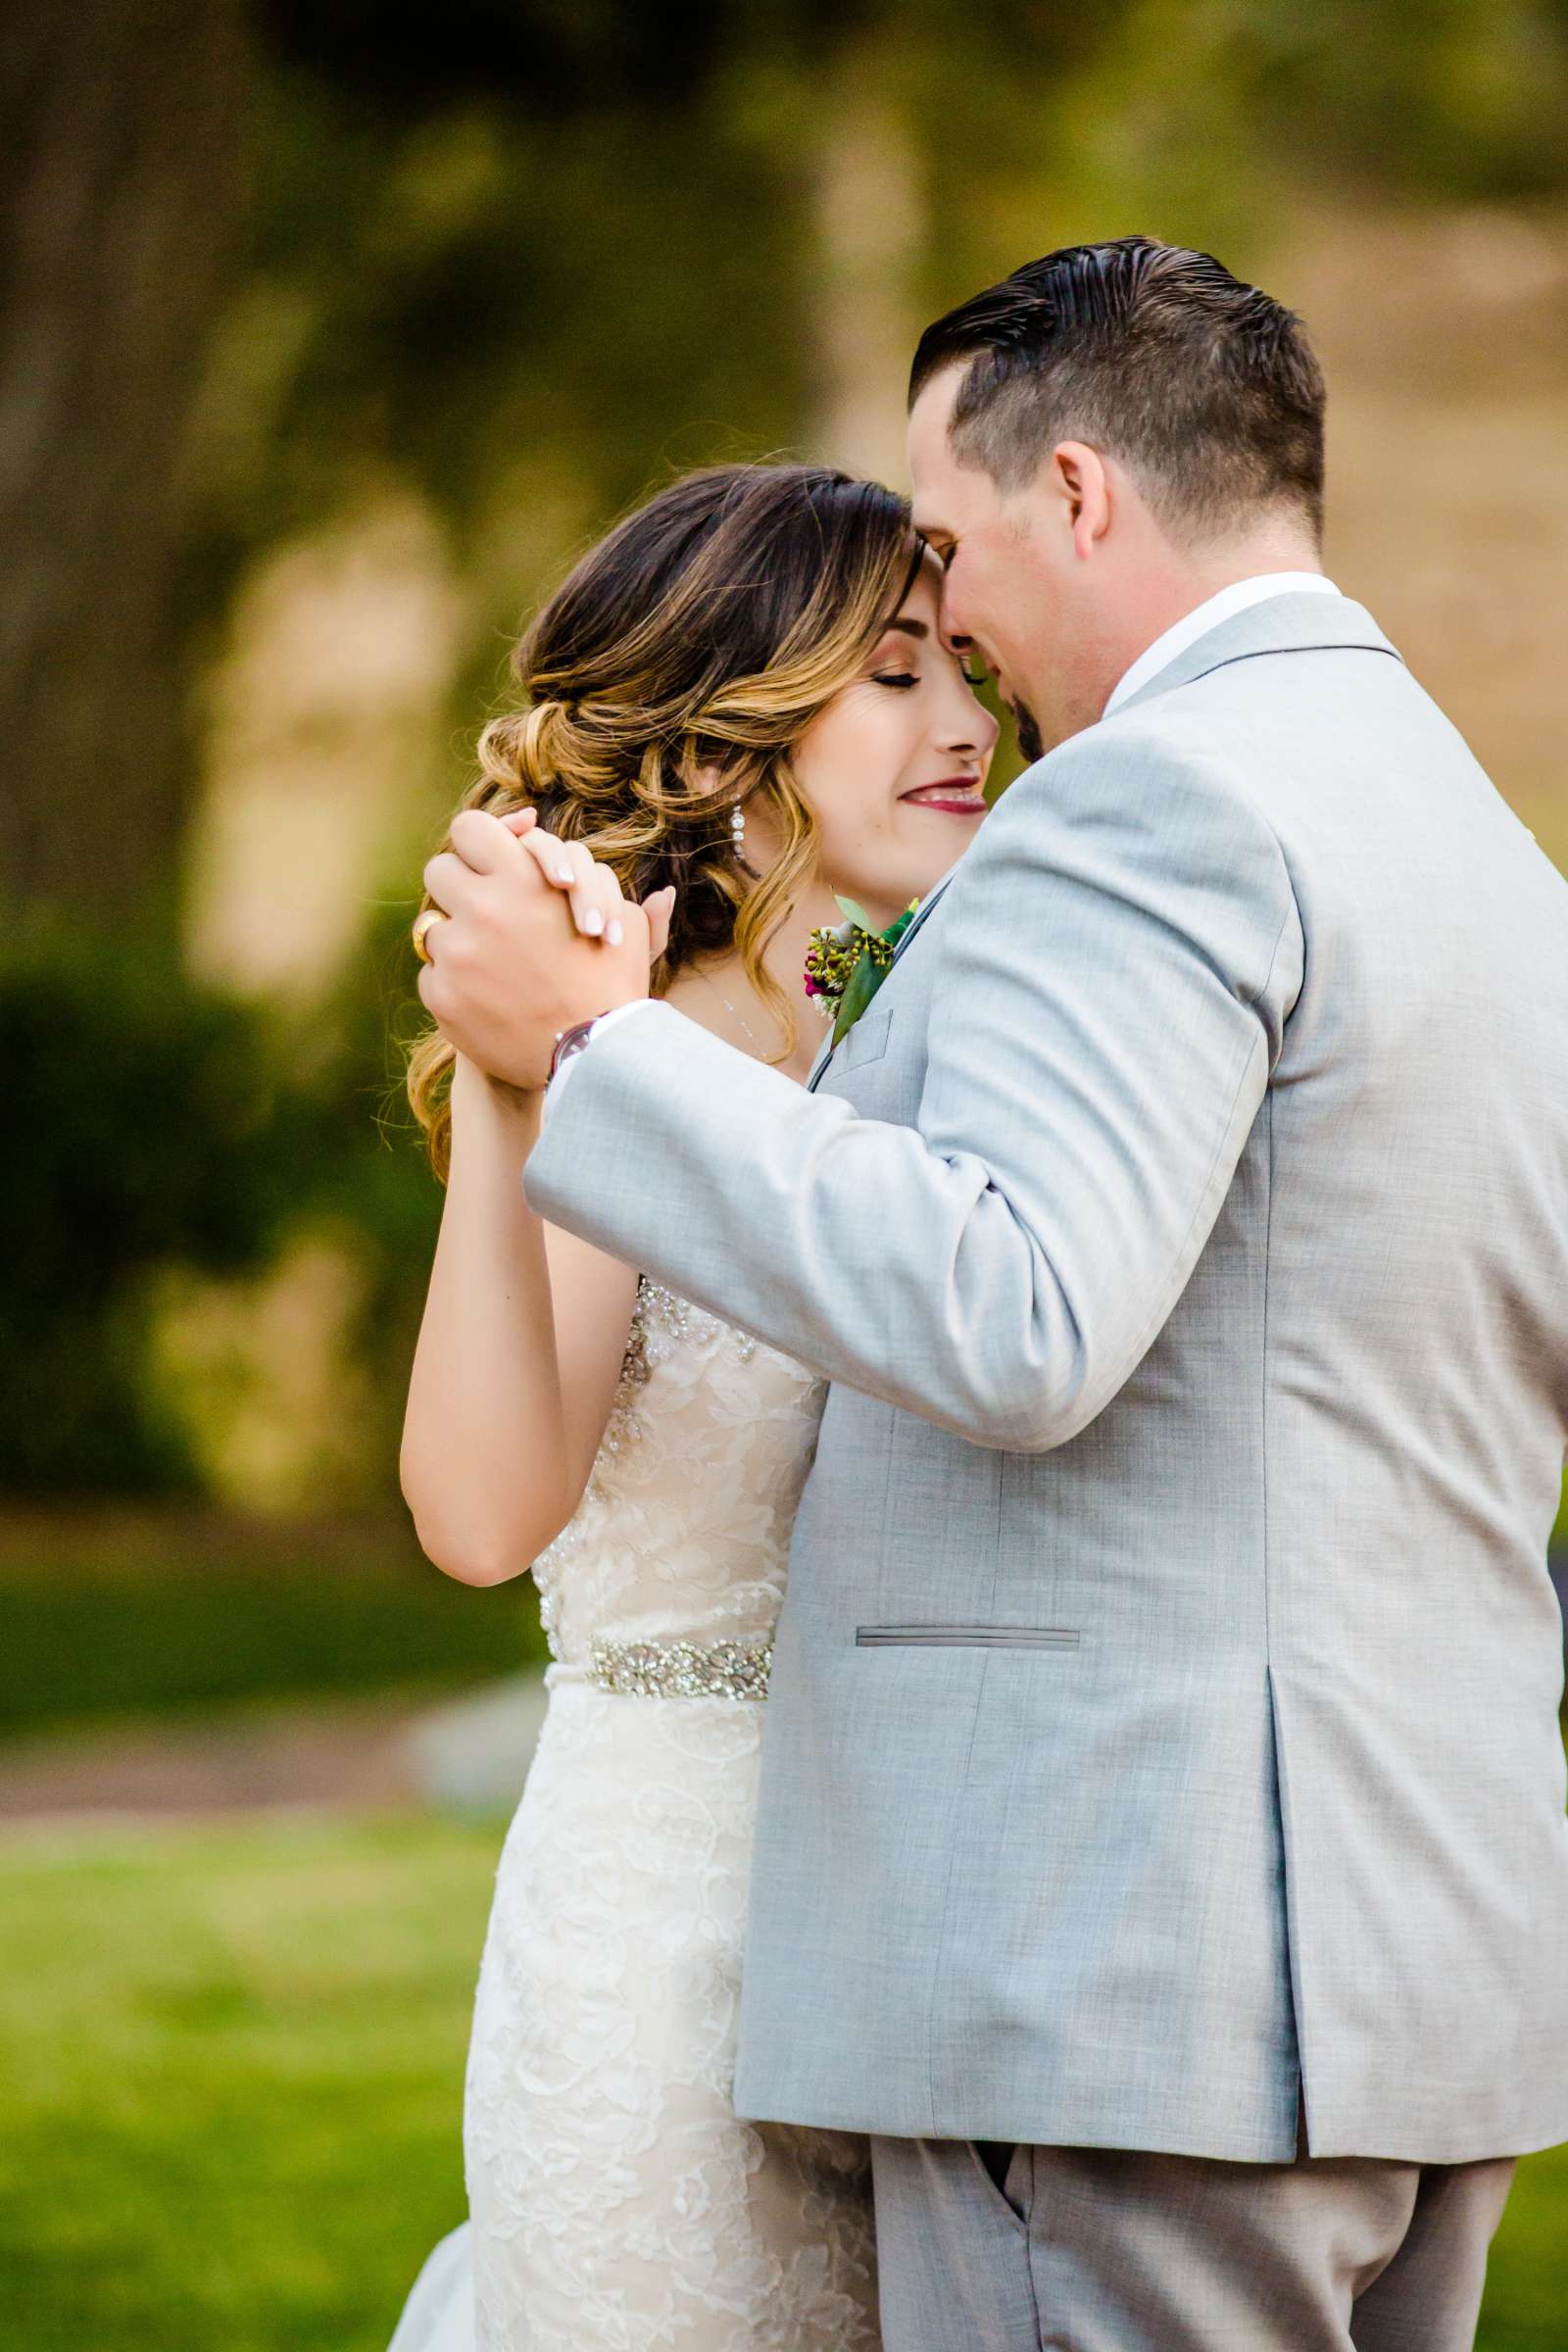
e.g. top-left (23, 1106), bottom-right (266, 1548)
top-left (416, 808), bottom-right (675, 1091)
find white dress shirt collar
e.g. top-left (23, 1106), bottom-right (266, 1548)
top-left (1102, 572), bottom-right (1341, 717)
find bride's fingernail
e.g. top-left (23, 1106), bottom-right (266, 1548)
top-left (607, 919), bottom-right (623, 946)
top-left (555, 864), bottom-right (574, 885)
top-left (583, 908), bottom-right (604, 936)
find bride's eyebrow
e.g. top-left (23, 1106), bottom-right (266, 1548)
top-left (880, 615), bottom-right (929, 640)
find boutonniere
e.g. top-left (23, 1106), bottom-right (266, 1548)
top-left (804, 896), bottom-right (920, 1048)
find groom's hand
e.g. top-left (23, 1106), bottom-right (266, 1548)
top-left (417, 810), bottom-right (666, 1091)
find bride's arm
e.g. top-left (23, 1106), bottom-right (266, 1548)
top-left (399, 1051), bottom-right (638, 1586)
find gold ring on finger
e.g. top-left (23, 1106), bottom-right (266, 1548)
top-left (412, 908), bottom-right (447, 965)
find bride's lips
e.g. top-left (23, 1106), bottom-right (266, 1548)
top-left (900, 777), bottom-right (987, 818)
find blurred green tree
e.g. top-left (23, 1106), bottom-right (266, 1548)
top-left (0, 0), bottom-right (251, 935)
top-left (0, 931), bottom-right (300, 1491)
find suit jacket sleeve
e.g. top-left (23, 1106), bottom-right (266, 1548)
top-left (524, 728), bottom-right (1304, 1451)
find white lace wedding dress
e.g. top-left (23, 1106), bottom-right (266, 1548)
top-left (388, 1279), bottom-right (880, 2352)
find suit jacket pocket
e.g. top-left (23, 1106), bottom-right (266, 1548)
top-left (829, 1005), bottom-right (893, 1073)
top-left (856, 1624), bottom-right (1081, 1649)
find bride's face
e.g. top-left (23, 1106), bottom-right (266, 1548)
top-left (788, 556), bottom-right (1000, 933)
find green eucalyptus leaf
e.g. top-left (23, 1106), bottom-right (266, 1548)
top-left (832, 949), bottom-right (882, 1045)
top-left (833, 894), bottom-right (877, 934)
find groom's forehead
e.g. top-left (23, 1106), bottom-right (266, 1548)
top-left (907, 368), bottom-right (997, 534)
top-left (906, 376), bottom-right (982, 533)
top-left (906, 367), bottom-right (964, 478)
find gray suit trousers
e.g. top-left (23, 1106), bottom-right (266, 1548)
top-left (870, 2134), bottom-right (1515, 2352)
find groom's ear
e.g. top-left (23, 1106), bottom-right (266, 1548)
top-left (1044, 442), bottom-right (1112, 559)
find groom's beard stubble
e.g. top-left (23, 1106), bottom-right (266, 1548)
top-left (1011, 700), bottom-right (1046, 765)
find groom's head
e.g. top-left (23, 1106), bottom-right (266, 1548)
top-left (906, 237), bottom-right (1327, 753)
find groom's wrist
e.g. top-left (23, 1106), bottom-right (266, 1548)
top-left (543, 1000), bottom-right (657, 1117)
top-left (548, 1014), bottom-right (608, 1084)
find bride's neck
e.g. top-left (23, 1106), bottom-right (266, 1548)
top-left (667, 877), bottom-right (842, 1081)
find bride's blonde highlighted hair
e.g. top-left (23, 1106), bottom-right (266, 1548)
top-left (408, 462), bottom-right (918, 1178)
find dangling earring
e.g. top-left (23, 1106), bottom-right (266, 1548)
top-left (730, 798), bottom-right (747, 862)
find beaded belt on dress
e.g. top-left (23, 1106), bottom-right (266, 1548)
top-left (589, 1637), bottom-right (772, 1701)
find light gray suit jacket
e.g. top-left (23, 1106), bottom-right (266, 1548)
top-left (526, 594), bottom-right (1568, 2163)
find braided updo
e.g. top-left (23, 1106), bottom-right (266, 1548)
top-left (407, 462), bottom-right (917, 1178)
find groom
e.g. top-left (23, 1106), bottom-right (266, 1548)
top-left (420, 239), bottom-right (1568, 2348)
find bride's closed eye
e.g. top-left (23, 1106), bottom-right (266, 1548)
top-left (873, 662), bottom-right (988, 692)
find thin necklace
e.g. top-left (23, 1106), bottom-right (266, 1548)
top-left (697, 965), bottom-right (765, 1054)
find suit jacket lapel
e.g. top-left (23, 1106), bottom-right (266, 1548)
top-left (891, 869), bottom-right (956, 963)
top-left (806, 871), bottom-right (957, 1094)
top-left (805, 1026), bottom-right (838, 1091)
top-left (1113, 593), bottom-right (1402, 716)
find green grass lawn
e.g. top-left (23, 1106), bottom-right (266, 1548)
top-left (0, 1810), bottom-right (499, 2352)
top-left (1, 1809), bottom-right (1564, 2352)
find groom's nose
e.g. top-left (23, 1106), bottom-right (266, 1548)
top-left (939, 575), bottom-right (981, 666)
top-left (942, 601), bottom-right (976, 661)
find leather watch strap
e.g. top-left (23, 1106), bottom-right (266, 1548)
top-left (548, 1014), bottom-right (609, 1083)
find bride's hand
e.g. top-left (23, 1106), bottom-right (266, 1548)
top-left (499, 808), bottom-right (674, 961)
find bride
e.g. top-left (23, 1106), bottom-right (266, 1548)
top-left (391, 460), bottom-right (997, 2351)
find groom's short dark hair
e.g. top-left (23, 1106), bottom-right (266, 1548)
top-left (909, 236), bottom-right (1326, 543)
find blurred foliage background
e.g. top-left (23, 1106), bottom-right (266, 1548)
top-left (3, 4), bottom-right (1568, 2345)
top-left (5, 0), bottom-right (1568, 1517)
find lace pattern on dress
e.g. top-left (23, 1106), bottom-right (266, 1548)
top-left (460, 1276), bottom-right (878, 2350)
top-left (533, 1289), bottom-right (808, 1674)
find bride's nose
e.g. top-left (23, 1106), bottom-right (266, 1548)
top-left (938, 690), bottom-right (1000, 760)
